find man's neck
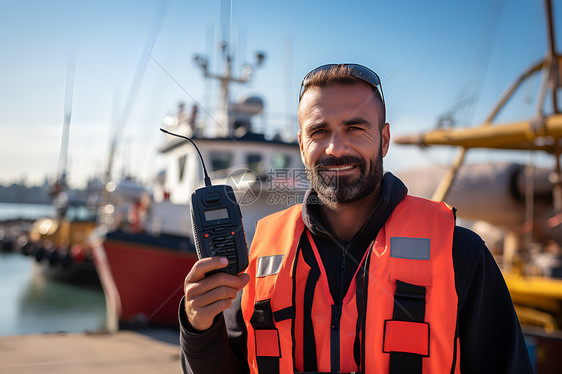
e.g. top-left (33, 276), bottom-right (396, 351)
top-left (318, 187), bottom-right (381, 242)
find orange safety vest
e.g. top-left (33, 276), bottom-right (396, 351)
top-left (242, 195), bottom-right (461, 373)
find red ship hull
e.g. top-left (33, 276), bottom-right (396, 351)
top-left (99, 230), bottom-right (197, 327)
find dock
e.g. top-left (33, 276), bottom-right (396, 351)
top-left (0, 330), bottom-right (182, 373)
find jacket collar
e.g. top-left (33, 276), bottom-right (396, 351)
top-left (301, 172), bottom-right (408, 243)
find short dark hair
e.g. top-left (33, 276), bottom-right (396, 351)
top-left (299, 64), bottom-right (385, 124)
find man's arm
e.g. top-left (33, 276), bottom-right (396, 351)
top-left (453, 226), bottom-right (533, 373)
top-left (179, 257), bottom-right (250, 374)
top-left (179, 295), bottom-right (248, 374)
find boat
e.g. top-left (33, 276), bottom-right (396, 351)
top-left (395, 0), bottom-right (562, 371)
top-left (92, 24), bottom-right (304, 328)
top-left (27, 184), bottom-right (102, 283)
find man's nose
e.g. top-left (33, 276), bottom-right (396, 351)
top-left (325, 132), bottom-right (348, 157)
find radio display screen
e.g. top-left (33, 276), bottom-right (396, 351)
top-left (204, 208), bottom-right (229, 221)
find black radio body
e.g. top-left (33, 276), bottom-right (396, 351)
top-left (190, 184), bottom-right (248, 275)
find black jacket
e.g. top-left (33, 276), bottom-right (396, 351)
top-left (180, 173), bottom-right (533, 373)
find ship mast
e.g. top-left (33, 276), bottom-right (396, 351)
top-left (54, 56), bottom-right (75, 194)
top-left (394, 0), bottom-right (561, 201)
top-left (104, 0), bottom-right (169, 183)
top-left (193, 0), bottom-right (265, 138)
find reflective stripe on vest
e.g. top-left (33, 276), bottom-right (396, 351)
top-left (242, 196), bottom-right (460, 373)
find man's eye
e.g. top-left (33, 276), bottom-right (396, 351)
top-left (310, 129), bottom-right (327, 136)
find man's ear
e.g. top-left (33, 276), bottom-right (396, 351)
top-left (297, 131), bottom-right (306, 165)
top-left (381, 122), bottom-right (390, 158)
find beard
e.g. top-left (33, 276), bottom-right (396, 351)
top-left (306, 148), bottom-right (383, 207)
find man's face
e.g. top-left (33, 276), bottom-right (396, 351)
top-left (298, 82), bottom-right (390, 206)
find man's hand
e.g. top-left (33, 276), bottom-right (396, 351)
top-left (184, 257), bottom-right (250, 331)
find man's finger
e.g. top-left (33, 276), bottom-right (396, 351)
top-left (184, 272), bottom-right (248, 300)
top-left (186, 257), bottom-right (229, 283)
top-left (187, 298), bottom-right (234, 331)
top-left (189, 285), bottom-right (240, 309)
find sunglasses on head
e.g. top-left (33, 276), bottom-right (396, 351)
top-left (298, 64), bottom-right (385, 108)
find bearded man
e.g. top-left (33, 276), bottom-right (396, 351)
top-left (179, 64), bottom-right (532, 374)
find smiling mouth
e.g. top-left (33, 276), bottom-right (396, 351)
top-left (320, 165), bottom-right (357, 171)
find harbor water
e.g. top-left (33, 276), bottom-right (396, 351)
top-left (0, 202), bottom-right (55, 221)
top-left (0, 252), bottom-right (106, 336)
top-left (0, 202), bottom-right (106, 336)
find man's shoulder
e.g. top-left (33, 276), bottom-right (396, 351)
top-left (452, 225), bottom-right (486, 261)
top-left (251, 204), bottom-right (305, 256)
top-left (258, 204), bottom-right (303, 226)
top-left (401, 194), bottom-right (455, 216)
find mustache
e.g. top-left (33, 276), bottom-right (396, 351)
top-left (314, 155), bottom-right (364, 169)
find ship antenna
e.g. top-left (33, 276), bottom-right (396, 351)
top-left (159, 128), bottom-right (212, 187)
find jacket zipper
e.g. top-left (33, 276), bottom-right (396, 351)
top-left (311, 225), bottom-right (350, 372)
top-left (331, 303), bottom-right (342, 371)
top-left (331, 242), bottom-right (349, 372)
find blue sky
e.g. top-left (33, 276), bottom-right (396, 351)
top-left (0, 0), bottom-right (556, 187)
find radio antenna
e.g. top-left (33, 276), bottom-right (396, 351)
top-left (160, 128), bottom-right (212, 187)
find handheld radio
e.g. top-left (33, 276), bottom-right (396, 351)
top-left (160, 128), bottom-right (248, 275)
